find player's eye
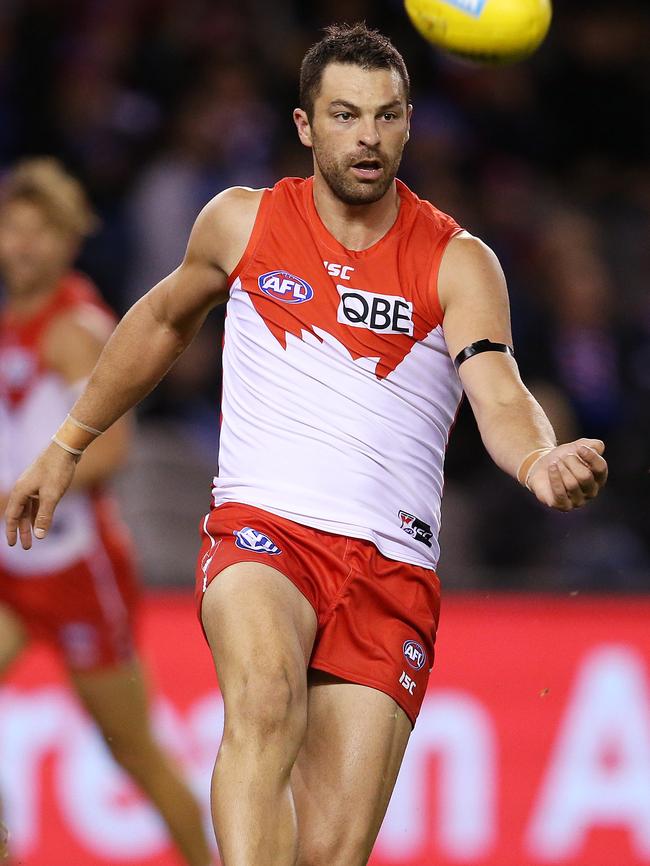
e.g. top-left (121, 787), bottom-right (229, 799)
top-left (334, 112), bottom-right (353, 121)
top-left (382, 112), bottom-right (398, 121)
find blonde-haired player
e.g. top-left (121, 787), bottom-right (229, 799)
top-left (0, 158), bottom-right (212, 866)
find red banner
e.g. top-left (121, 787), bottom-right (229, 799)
top-left (2, 592), bottom-right (650, 866)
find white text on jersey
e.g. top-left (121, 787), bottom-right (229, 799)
top-left (324, 261), bottom-right (354, 281)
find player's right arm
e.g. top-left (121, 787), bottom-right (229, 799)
top-left (5, 186), bottom-right (264, 550)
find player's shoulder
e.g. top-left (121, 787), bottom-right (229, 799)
top-left (41, 276), bottom-right (114, 371)
top-left (442, 230), bottom-right (503, 274)
top-left (42, 303), bottom-right (113, 365)
top-left (198, 185), bottom-right (267, 227)
top-left (185, 179), bottom-right (304, 275)
top-left (187, 186), bottom-right (267, 264)
top-left (38, 274), bottom-right (111, 349)
top-left (214, 184), bottom-right (267, 207)
top-left (194, 177), bottom-right (309, 227)
top-left (438, 229), bottom-right (508, 313)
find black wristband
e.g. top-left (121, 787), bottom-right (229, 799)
top-left (454, 339), bottom-right (515, 371)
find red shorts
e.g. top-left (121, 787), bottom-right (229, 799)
top-left (195, 502), bottom-right (441, 725)
top-left (0, 532), bottom-right (139, 673)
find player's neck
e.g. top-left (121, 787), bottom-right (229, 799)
top-left (312, 174), bottom-right (400, 251)
top-left (4, 273), bottom-right (64, 319)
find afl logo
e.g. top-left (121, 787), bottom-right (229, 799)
top-left (258, 270), bottom-right (314, 304)
top-left (403, 639), bottom-right (426, 671)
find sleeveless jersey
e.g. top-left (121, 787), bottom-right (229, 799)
top-left (213, 177), bottom-right (464, 569)
top-left (0, 273), bottom-right (123, 575)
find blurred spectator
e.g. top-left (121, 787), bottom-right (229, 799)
top-left (126, 65), bottom-right (275, 304)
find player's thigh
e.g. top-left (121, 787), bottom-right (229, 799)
top-left (293, 671), bottom-right (412, 866)
top-left (201, 561), bottom-right (317, 716)
top-left (70, 658), bottom-right (153, 751)
top-left (0, 602), bottom-right (27, 676)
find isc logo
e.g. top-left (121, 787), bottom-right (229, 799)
top-left (323, 260), bottom-right (354, 281)
top-left (403, 639), bottom-right (427, 671)
top-left (337, 286), bottom-right (413, 336)
top-left (399, 671), bottom-right (417, 695)
top-left (258, 270), bottom-right (313, 304)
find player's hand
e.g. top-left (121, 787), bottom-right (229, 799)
top-left (4, 442), bottom-right (79, 549)
top-left (526, 438), bottom-right (608, 511)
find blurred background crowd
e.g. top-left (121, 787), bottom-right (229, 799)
top-left (1, 0), bottom-right (648, 591)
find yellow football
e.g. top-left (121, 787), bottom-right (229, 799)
top-left (404, 0), bottom-right (552, 63)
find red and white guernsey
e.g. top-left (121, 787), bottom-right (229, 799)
top-left (0, 274), bottom-right (124, 575)
top-left (213, 177), bottom-right (463, 570)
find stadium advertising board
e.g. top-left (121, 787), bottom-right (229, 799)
top-left (1, 593), bottom-right (649, 866)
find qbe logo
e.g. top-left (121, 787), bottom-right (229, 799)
top-left (233, 526), bottom-right (282, 555)
top-left (403, 639), bottom-right (427, 671)
top-left (258, 270), bottom-right (313, 304)
top-left (337, 286), bottom-right (413, 335)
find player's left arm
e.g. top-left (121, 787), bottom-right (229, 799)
top-left (438, 231), bottom-right (608, 510)
top-left (42, 307), bottom-right (131, 490)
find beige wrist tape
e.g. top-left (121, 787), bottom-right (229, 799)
top-left (51, 436), bottom-right (84, 458)
top-left (51, 414), bottom-right (105, 457)
top-left (517, 447), bottom-right (554, 489)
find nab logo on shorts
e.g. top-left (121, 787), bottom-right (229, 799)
top-left (398, 510), bottom-right (433, 548)
top-left (403, 639), bottom-right (427, 671)
top-left (234, 526), bottom-right (282, 555)
top-left (337, 286), bottom-right (413, 336)
top-left (59, 623), bottom-right (100, 668)
top-left (258, 270), bottom-right (313, 304)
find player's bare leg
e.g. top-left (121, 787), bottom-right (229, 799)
top-left (292, 671), bottom-right (412, 866)
top-left (201, 562), bottom-right (317, 866)
top-left (0, 603), bottom-right (27, 863)
top-left (0, 603), bottom-right (26, 678)
top-left (71, 660), bottom-right (213, 866)
top-left (0, 806), bottom-right (8, 862)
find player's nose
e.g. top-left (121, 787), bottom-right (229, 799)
top-left (357, 117), bottom-right (380, 147)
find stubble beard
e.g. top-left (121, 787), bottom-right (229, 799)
top-left (312, 135), bottom-right (404, 206)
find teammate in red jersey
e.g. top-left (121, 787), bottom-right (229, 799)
top-left (0, 159), bottom-right (212, 866)
top-left (5, 26), bottom-right (607, 866)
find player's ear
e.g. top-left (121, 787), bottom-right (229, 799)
top-left (293, 108), bottom-right (313, 148)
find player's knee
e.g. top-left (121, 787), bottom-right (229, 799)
top-left (102, 730), bottom-right (137, 767)
top-left (298, 830), bottom-right (371, 866)
top-left (101, 727), bottom-right (154, 774)
top-left (224, 663), bottom-right (306, 742)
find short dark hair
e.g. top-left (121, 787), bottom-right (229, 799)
top-left (299, 23), bottom-right (410, 121)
